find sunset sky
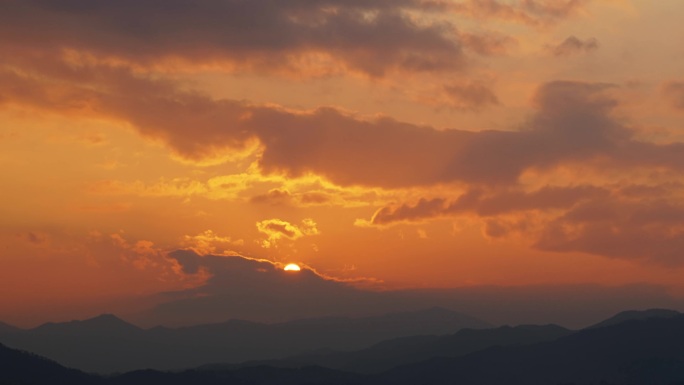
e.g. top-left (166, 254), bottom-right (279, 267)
top-left (1, 0), bottom-right (684, 327)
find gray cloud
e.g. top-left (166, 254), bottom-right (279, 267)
top-left (550, 36), bottom-right (598, 56)
top-left (370, 185), bottom-right (609, 225)
top-left (443, 82), bottom-right (500, 110)
top-left (535, 198), bottom-right (684, 265)
top-left (368, 180), bottom-right (684, 265)
top-left (3, 57), bottom-right (684, 190)
top-left (460, 31), bottom-right (517, 55)
top-left (663, 81), bottom-right (684, 111)
top-left (146, 250), bottom-right (393, 325)
top-left (142, 250), bottom-right (684, 328)
top-left (0, 0), bottom-right (471, 77)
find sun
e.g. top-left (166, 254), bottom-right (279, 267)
top-left (283, 263), bottom-right (301, 271)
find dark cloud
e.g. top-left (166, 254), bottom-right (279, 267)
top-left (249, 189), bottom-right (340, 207)
top-left (460, 31), bottom-right (516, 55)
top-left (142, 250), bottom-right (684, 328)
top-left (250, 189), bottom-right (294, 206)
top-left (145, 250), bottom-right (393, 325)
top-left (617, 183), bottom-right (682, 199)
top-left (0, 0), bottom-right (471, 77)
top-left (549, 36), bottom-right (598, 56)
top-left (443, 82), bottom-right (500, 110)
top-left (370, 185), bottom-right (608, 225)
top-left (535, 198), bottom-right (684, 265)
top-left (369, 181), bottom-right (684, 265)
top-left (662, 81), bottom-right (684, 111)
top-left (3, 57), bottom-right (684, 190)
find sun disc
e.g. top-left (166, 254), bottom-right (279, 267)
top-left (283, 263), bottom-right (301, 271)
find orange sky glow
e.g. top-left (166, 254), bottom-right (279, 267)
top-left (1, 0), bottom-right (684, 327)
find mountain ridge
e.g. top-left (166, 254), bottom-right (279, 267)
top-left (375, 314), bottom-right (684, 385)
top-left (587, 308), bottom-right (681, 329)
top-left (0, 307), bottom-right (489, 374)
top-left (211, 323), bottom-right (573, 374)
top-left (0, 321), bottom-right (20, 333)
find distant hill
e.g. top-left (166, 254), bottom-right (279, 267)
top-left (0, 321), bottom-right (20, 334)
top-left (31, 313), bottom-right (142, 334)
top-left (376, 314), bottom-right (684, 385)
top-left (0, 307), bottom-right (489, 374)
top-left (587, 308), bottom-right (681, 329)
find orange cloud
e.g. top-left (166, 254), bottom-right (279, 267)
top-left (4, 60), bottom-right (684, 189)
top-left (256, 218), bottom-right (319, 248)
top-left (181, 230), bottom-right (244, 256)
top-left (446, 0), bottom-right (589, 26)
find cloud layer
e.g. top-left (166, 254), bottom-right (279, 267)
top-left (4, 57), bottom-right (683, 188)
top-left (142, 250), bottom-right (684, 328)
top-left (0, 0), bottom-right (473, 76)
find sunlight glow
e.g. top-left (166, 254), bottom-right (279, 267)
top-left (283, 263), bottom-right (301, 271)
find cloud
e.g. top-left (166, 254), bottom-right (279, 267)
top-left (4, 56), bottom-right (684, 190)
top-left (145, 250), bottom-right (389, 325)
top-left (443, 82), bottom-right (500, 110)
top-left (367, 185), bottom-right (608, 225)
top-left (17, 231), bottom-right (48, 246)
top-left (143, 250), bottom-right (684, 328)
top-left (535, 198), bottom-right (684, 265)
top-left (181, 230), bottom-right (244, 255)
top-left (256, 218), bottom-right (319, 248)
top-left (662, 81), bottom-right (684, 111)
top-left (447, 0), bottom-right (589, 26)
top-left (249, 185), bottom-right (381, 208)
top-left (366, 180), bottom-right (684, 265)
top-left (250, 188), bottom-right (343, 207)
top-left (250, 189), bottom-right (295, 205)
top-left (460, 31), bottom-right (517, 55)
top-left (549, 35), bottom-right (598, 56)
top-left (0, 0), bottom-right (474, 77)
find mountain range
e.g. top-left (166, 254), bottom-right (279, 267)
top-left (2, 309), bottom-right (684, 384)
top-left (0, 321), bottom-right (19, 334)
top-left (0, 307), bottom-right (489, 373)
top-left (215, 323), bottom-right (573, 374)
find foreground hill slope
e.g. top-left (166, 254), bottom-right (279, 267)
top-left (0, 343), bottom-right (100, 385)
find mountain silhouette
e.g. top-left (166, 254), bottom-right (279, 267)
top-left (286, 324), bottom-right (572, 373)
top-left (375, 314), bottom-right (684, 385)
top-left (3, 311), bottom-right (684, 385)
top-left (587, 308), bottom-right (681, 329)
top-left (0, 343), bottom-right (100, 385)
top-left (31, 313), bottom-right (142, 334)
top-left (0, 321), bottom-right (20, 333)
top-left (0, 307), bottom-right (489, 374)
